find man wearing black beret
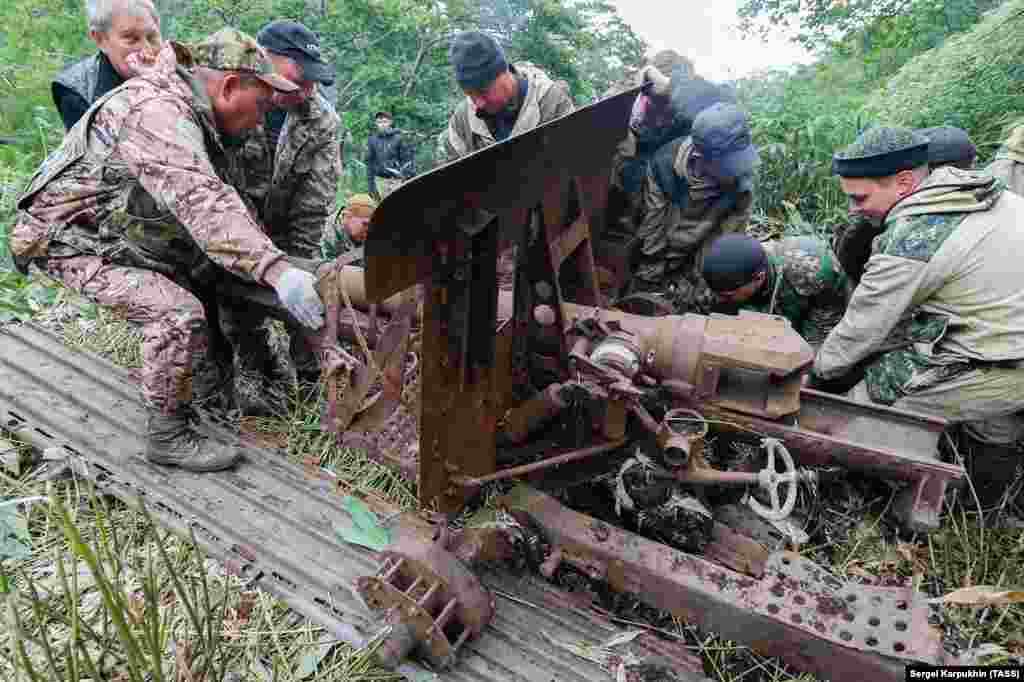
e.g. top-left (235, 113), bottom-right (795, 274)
top-left (814, 126), bottom-right (1024, 497)
top-left (221, 19), bottom-right (342, 413)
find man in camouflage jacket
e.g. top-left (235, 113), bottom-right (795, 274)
top-left (11, 30), bottom-right (325, 472)
top-left (218, 21), bottom-right (341, 399)
top-left (702, 234), bottom-right (850, 349)
top-left (631, 103), bottom-right (757, 315)
top-left (816, 127), bottom-right (1024, 455)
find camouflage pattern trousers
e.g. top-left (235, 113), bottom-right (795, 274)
top-left (856, 348), bottom-right (1024, 445)
top-left (43, 255), bottom-right (227, 415)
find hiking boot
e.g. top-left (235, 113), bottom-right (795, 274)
top-left (145, 409), bottom-right (243, 472)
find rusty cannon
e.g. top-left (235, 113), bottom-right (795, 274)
top-left (219, 88), bottom-right (964, 678)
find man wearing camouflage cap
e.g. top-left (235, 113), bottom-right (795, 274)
top-left (11, 28), bottom-right (325, 472)
top-left (628, 102), bottom-right (757, 314)
top-left (986, 123), bottom-right (1024, 197)
top-left (220, 20), bottom-right (342, 402)
top-left (833, 125), bottom-right (978, 284)
top-left (815, 126), bottom-right (1024, 495)
top-left (702, 234), bottom-right (850, 349)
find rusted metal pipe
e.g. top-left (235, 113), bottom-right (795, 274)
top-left (453, 438), bottom-right (628, 489)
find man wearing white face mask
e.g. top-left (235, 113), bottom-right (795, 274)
top-left (221, 20), bottom-right (342, 410)
top-left (53, 0), bottom-right (163, 131)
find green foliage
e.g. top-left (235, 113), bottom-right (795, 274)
top-left (738, 0), bottom-right (1009, 230)
top-left (0, 0), bottom-right (91, 168)
top-left (864, 0), bottom-right (1024, 159)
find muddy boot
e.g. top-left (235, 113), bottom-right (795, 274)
top-left (145, 409), bottom-right (243, 472)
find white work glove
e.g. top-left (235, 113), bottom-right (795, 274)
top-left (636, 65), bottom-right (671, 98)
top-left (273, 267), bottom-right (325, 330)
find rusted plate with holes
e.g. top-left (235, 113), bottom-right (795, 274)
top-left (757, 552), bottom-right (937, 661)
top-left (363, 87), bottom-right (640, 301)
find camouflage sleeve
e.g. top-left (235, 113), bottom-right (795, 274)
top-left (814, 254), bottom-right (927, 380)
top-left (279, 131), bottom-right (341, 259)
top-left (320, 210), bottom-right (356, 260)
top-left (118, 98), bottom-right (284, 283)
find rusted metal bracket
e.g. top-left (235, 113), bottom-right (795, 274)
top-left (505, 486), bottom-right (950, 682)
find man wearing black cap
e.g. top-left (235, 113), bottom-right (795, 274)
top-left (702, 234), bottom-right (850, 349)
top-left (629, 102), bottom-right (758, 314)
top-left (437, 30), bottom-right (574, 162)
top-left (832, 125), bottom-right (978, 285)
top-left (366, 111), bottom-right (415, 200)
top-left (221, 19), bottom-right (342, 409)
top-left (814, 126), bottom-right (1024, 495)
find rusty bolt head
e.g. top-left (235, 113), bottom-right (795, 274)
top-left (533, 304), bottom-right (557, 327)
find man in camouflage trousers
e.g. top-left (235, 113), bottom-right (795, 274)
top-left (11, 29), bottom-right (325, 472)
top-left (702, 234), bottom-right (850, 349)
top-left (986, 124), bottom-right (1024, 197)
top-left (437, 31), bottom-right (574, 289)
top-left (630, 102), bottom-right (757, 315)
top-left (321, 193), bottom-right (376, 265)
top-left (814, 127), bottom-right (1024, 500)
top-left (218, 21), bottom-right (341, 405)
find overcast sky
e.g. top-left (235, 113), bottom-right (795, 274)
top-left (607, 0), bottom-right (814, 80)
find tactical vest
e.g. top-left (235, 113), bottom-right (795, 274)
top-left (17, 67), bottom-right (231, 280)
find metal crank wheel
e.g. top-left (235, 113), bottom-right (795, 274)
top-left (748, 438), bottom-right (798, 522)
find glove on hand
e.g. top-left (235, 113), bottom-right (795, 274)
top-left (273, 267), bottom-right (325, 330)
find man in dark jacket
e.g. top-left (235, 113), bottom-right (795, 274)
top-left (52, 0), bottom-right (162, 131)
top-left (366, 111), bottom-right (414, 200)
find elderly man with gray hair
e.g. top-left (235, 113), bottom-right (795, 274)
top-left (52, 0), bottom-right (162, 130)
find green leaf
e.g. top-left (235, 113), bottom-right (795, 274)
top-left (0, 498), bottom-right (33, 561)
top-left (333, 495), bottom-right (391, 551)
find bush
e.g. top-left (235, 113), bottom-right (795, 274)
top-left (864, 0), bottom-right (1024, 159)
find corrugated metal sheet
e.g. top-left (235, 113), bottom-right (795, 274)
top-left (0, 322), bottom-right (707, 681)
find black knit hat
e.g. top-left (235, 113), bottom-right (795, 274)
top-left (702, 234), bottom-right (768, 292)
top-left (450, 31), bottom-right (507, 91)
top-left (917, 126), bottom-right (976, 168)
top-left (833, 127), bottom-right (929, 177)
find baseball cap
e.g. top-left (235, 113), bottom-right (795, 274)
top-left (188, 28), bottom-right (298, 92)
top-left (257, 20), bottom-right (334, 86)
top-left (691, 103), bottom-right (759, 181)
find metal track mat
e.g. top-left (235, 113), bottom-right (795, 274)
top-left (0, 322), bottom-right (706, 681)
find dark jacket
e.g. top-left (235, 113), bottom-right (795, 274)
top-left (52, 52), bottom-right (125, 131)
top-left (365, 128), bottom-right (414, 196)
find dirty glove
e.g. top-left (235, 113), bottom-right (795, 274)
top-left (636, 65), bottom-right (671, 98)
top-left (273, 267), bottom-right (324, 330)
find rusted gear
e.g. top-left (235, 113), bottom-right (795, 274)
top-left (355, 525), bottom-right (495, 670)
